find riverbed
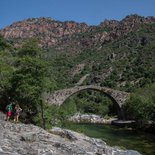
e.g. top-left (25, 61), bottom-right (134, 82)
top-left (65, 123), bottom-right (155, 155)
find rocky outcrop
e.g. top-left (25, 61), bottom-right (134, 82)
top-left (0, 120), bottom-right (141, 155)
top-left (0, 111), bottom-right (6, 120)
top-left (68, 113), bottom-right (116, 124)
top-left (0, 17), bottom-right (89, 48)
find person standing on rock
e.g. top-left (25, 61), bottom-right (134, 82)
top-left (6, 103), bottom-right (13, 121)
top-left (14, 104), bottom-right (22, 122)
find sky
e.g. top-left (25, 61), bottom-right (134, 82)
top-left (0, 0), bottom-right (155, 29)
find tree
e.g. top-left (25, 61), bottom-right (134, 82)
top-left (124, 83), bottom-right (155, 128)
top-left (11, 39), bottom-right (48, 128)
top-left (0, 50), bottom-right (13, 95)
top-left (0, 36), bottom-right (14, 111)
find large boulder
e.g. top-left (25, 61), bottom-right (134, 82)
top-left (0, 120), bottom-right (141, 155)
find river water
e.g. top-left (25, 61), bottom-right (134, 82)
top-left (65, 123), bottom-right (155, 155)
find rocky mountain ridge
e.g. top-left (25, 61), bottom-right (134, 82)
top-left (0, 17), bottom-right (89, 48)
top-left (0, 14), bottom-right (155, 49)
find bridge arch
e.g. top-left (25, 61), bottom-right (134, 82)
top-left (44, 85), bottom-right (130, 119)
top-left (61, 87), bottom-right (123, 118)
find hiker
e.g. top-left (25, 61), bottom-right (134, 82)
top-left (6, 103), bottom-right (13, 121)
top-left (14, 104), bottom-right (22, 122)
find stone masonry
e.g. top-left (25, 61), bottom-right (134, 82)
top-left (44, 85), bottom-right (130, 109)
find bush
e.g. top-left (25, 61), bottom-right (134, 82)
top-left (124, 83), bottom-right (155, 128)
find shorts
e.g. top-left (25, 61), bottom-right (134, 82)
top-left (7, 112), bottom-right (12, 117)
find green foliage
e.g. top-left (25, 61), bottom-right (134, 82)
top-left (0, 34), bottom-right (11, 50)
top-left (63, 90), bottom-right (114, 117)
top-left (124, 83), bottom-right (155, 128)
top-left (0, 36), bottom-right (15, 111)
top-left (18, 39), bottom-right (41, 57)
top-left (0, 37), bottom-right (14, 93)
top-left (35, 104), bottom-right (60, 129)
top-left (0, 51), bottom-right (14, 93)
top-left (10, 40), bottom-right (48, 125)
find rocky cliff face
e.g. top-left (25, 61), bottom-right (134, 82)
top-left (0, 17), bottom-right (89, 48)
top-left (0, 119), bottom-right (141, 155)
top-left (0, 14), bottom-right (155, 49)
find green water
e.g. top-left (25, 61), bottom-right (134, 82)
top-left (65, 123), bottom-right (155, 155)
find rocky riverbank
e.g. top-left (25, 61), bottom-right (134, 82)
top-left (68, 113), bottom-right (116, 124)
top-left (0, 118), bottom-right (142, 155)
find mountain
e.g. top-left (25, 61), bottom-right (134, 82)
top-left (0, 14), bottom-right (155, 91)
top-left (0, 14), bottom-right (155, 49)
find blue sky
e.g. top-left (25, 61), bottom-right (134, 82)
top-left (1, 0), bottom-right (155, 29)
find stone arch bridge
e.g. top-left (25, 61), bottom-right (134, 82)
top-left (44, 85), bottom-right (130, 110)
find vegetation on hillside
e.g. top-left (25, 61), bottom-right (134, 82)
top-left (0, 15), bottom-right (155, 130)
top-left (123, 83), bottom-right (155, 129)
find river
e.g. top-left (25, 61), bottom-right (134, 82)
top-left (65, 123), bottom-right (155, 155)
